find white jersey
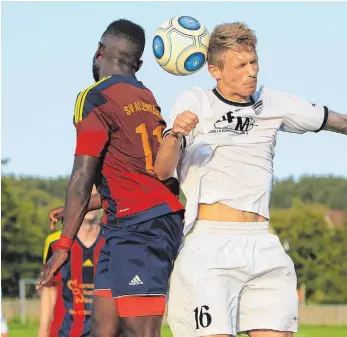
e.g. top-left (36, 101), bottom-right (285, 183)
top-left (164, 86), bottom-right (328, 235)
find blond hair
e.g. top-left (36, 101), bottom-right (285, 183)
top-left (207, 22), bottom-right (257, 68)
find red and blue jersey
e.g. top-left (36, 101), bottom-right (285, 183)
top-left (73, 75), bottom-right (184, 227)
top-left (43, 230), bottom-right (104, 337)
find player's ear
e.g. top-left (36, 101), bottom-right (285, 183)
top-left (95, 42), bottom-right (105, 60)
top-left (135, 59), bottom-right (143, 72)
top-left (208, 63), bottom-right (222, 81)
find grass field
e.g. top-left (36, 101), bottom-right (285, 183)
top-left (8, 322), bottom-right (347, 337)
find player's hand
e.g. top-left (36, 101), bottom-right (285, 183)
top-left (36, 249), bottom-right (68, 290)
top-left (170, 111), bottom-right (199, 137)
top-left (48, 206), bottom-right (65, 230)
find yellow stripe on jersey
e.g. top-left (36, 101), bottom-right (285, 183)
top-left (43, 230), bottom-right (62, 263)
top-left (75, 76), bottom-right (111, 124)
top-left (74, 92), bottom-right (84, 124)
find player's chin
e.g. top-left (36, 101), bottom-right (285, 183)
top-left (243, 83), bottom-right (257, 95)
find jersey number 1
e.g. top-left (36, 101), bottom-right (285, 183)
top-left (136, 123), bottom-right (163, 174)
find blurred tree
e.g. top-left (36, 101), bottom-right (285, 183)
top-left (271, 200), bottom-right (347, 304)
top-left (271, 176), bottom-right (347, 210)
top-left (1, 176), bottom-right (67, 296)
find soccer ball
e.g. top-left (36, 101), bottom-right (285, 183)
top-left (152, 15), bottom-right (210, 76)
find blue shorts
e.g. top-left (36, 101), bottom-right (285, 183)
top-left (94, 212), bottom-right (183, 317)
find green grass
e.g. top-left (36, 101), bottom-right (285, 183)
top-left (8, 322), bottom-right (347, 337)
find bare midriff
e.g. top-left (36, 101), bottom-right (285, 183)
top-left (197, 202), bottom-right (268, 222)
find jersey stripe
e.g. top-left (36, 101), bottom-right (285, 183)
top-left (73, 92), bottom-right (84, 124)
top-left (75, 76), bottom-right (111, 124)
top-left (43, 231), bottom-right (61, 263)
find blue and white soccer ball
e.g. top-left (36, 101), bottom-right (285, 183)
top-left (152, 16), bottom-right (210, 76)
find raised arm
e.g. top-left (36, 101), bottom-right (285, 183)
top-left (154, 89), bottom-right (200, 180)
top-left (155, 111), bottom-right (199, 180)
top-left (323, 110), bottom-right (347, 135)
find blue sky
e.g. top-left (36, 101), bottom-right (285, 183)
top-left (1, 1), bottom-right (346, 179)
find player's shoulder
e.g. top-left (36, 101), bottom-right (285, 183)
top-left (260, 86), bottom-right (300, 103)
top-left (76, 75), bottom-right (118, 105)
top-left (173, 87), bottom-right (211, 109)
top-left (74, 76), bottom-right (150, 124)
top-left (73, 76), bottom-right (113, 124)
top-left (176, 86), bottom-right (208, 100)
top-left (78, 75), bottom-right (147, 97)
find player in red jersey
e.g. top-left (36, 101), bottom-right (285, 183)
top-left (36, 19), bottom-right (184, 337)
top-left (38, 190), bottom-right (105, 337)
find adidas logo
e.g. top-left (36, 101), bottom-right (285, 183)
top-left (129, 275), bottom-right (143, 286)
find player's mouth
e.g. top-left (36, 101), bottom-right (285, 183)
top-left (244, 81), bottom-right (256, 88)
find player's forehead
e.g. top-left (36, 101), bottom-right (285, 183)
top-left (223, 49), bottom-right (257, 66)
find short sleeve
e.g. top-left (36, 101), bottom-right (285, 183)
top-left (43, 236), bottom-right (54, 264)
top-left (277, 91), bottom-right (329, 134)
top-left (163, 89), bottom-right (201, 149)
top-left (43, 232), bottom-right (63, 284)
top-left (74, 90), bottom-right (113, 157)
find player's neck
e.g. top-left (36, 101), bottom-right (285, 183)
top-left (77, 223), bottom-right (100, 247)
top-left (99, 62), bottom-right (136, 79)
top-left (216, 83), bottom-right (251, 103)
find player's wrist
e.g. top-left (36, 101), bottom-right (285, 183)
top-left (168, 129), bottom-right (184, 140)
top-left (56, 234), bottom-right (73, 251)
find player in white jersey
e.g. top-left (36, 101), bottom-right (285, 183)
top-left (154, 23), bottom-right (347, 337)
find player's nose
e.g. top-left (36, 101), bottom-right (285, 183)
top-left (246, 63), bottom-right (257, 77)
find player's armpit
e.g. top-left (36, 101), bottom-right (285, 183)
top-left (37, 286), bottom-right (57, 337)
top-left (323, 110), bottom-right (347, 135)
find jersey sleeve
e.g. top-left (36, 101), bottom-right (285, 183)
top-left (43, 237), bottom-right (53, 264)
top-left (276, 90), bottom-right (329, 134)
top-left (43, 232), bottom-right (62, 285)
top-left (73, 90), bottom-right (114, 157)
top-left (163, 89), bottom-right (201, 150)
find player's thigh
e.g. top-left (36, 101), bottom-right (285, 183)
top-left (94, 240), bottom-right (112, 296)
top-left (249, 331), bottom-right (293, 337)
top-left (119, 316), bottom-right (163, 337)
top-left (92, 242), bottom-right (120, 337)
top-left (167, 232), bottom-right (244, 337)
top-left (239, 234), bottom-right (298, 334)
top-left (105, 213), bottom-right (183, 317)
top-left (91, 296), bottom-right (120, 337)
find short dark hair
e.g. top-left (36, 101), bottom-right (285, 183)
top-left (101, 19), bottom-right (145, 60)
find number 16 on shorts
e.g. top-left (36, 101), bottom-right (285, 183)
top-left (194, 305), bottom-right (212, 329)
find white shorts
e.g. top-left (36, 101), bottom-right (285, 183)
top-left (167, 220), bottom-right (299, 336)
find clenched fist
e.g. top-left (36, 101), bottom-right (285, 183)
top-left (170, 111), bottom-right (199, 137)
